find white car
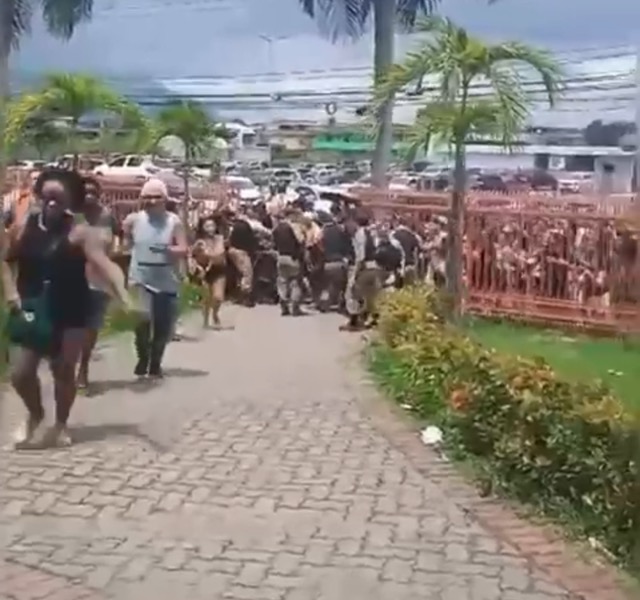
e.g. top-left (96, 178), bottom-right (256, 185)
top-left (93, 155), bottom-right (167, 178)
top-left (190, 162), bottom-right (213, 180)
top-left (12, 159), bottom-right (47, 170)
top-left (267, 168), bottom-right (300, 183)
top-left (222, 176), bottom-right (262, 202)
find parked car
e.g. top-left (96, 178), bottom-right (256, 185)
top-left (527, 169), bottom-right (559, 192)
top-left (93, 154), bottom-right (169, 178)
top-left (556, 172), bottom-right (592, 194)
top-left (471, 173), bottom-right (508, 192)
top-left (222, 175), bottom-right (261, 202)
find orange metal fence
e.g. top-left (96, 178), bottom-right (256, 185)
top-left (354, 188), bottom-right (640, 334)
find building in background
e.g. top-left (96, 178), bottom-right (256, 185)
top-left (434, 144), bottom-right (634, 193)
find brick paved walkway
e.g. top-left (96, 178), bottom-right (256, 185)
top-left (0, 306), bottom-right (631, 600)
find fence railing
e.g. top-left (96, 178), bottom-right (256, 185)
top-left (354, 188), bottom-right (640, 334)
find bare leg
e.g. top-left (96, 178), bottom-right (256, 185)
top-left (211, 277), bottom-right (225, 328)
top-left (42, 328), bottom-right (86, 448)
top-left (201, 284), bottom-right (212, 328)
top-left (11, 348), bottom-right (44, 448)
top-left (77, 328), bottom-right (99, 389)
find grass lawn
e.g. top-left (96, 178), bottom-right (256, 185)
top-left (465, 319), bottom-right (640, 411)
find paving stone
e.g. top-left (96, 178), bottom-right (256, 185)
top-left (0, 307), bottom-right (630, 600)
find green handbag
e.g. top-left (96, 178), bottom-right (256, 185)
top-left (5, 293), bottom-right (54, 354)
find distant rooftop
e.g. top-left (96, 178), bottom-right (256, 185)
top-left (465, 144), bottom-right (634, 156)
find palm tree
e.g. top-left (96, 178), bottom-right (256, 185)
top-left (0, 1), bottom-right (96, 186)
top-left (298, 0), bottom-right (439, 187)
top-left (6, 72), bottom-right (148, 168)
top-left (154, 100), bottom-right (228, 227)
top-left (376, 16), bottom-right (563, 317)
top-left (19, 113), bottom-right (64, 158)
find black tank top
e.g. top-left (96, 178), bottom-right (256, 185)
top-left (11, 213), bottom-right (91, 328)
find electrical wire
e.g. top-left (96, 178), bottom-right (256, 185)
top-left (99, 48), bottom-right (635, 83)
top-left (120, 77), bottom-right (637, 104)
top-left (92, 0), bottom-right (249, 16)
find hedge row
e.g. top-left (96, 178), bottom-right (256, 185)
top-left (370, 286), bottom-right (640, 568)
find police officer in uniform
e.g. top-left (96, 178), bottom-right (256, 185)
top-left (272, 205), bottom-right (305, 316)
top-left (391, 219), bottom-right (422, 285)
top-left (375, 227), bottom-right (404, 288)
top-left (318, 208), bottom-right (351, 312)
top-left (341, 209), bottom-right (380, 331)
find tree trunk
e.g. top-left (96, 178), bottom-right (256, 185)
top-left (446, 139), bottom-right (466, 320)
top-left (370, 0), bottom-right (395, 188)
top-left (0, 8), bottom-right (11, 198)
top-left (71, 120), bottom-right (80, 170)
top-left (181, 156), bottom-right (190, 232)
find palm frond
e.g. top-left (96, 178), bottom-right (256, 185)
top-left (298, 0), bottom-right (370, 41)
top-left (40, 0), bottom-right (93, 39)
top-left (412, 14), bottom-right (454, 36)
top-left (484, 67), bottom-right (529, 147)
top-left (4, 0), bottom-right (34, 49)
top-left (6, 72), bottom-right (146, 148)
top-left (408, 99), bottom-right (524, 154)
top-left (396, 0), bottom-right (440, 30)
top-left (486, 42), bottom-right (565, 106)
top-left (373, 42), bottom-right (442, 107)
top-left (155, 100), bottom-right (218, 161)
top-left (5, 93), bottom-right (46, 145)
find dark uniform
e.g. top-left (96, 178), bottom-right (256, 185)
top-left (319, 221), bottom-right (352, 311)
top-left (392, 226), bottom-right (422, 285)
top-left (345, 226), bottom-right (380, 319)
top-left (273, 218), bottom-right (305, 315)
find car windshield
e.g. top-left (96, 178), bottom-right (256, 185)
top-left (229, 179), bottom-right (255, 190)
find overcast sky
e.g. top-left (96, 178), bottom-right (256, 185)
top-left (13, 0), bottom-right (640, 76)
top-left (11, 0), bottom-right (638, 126)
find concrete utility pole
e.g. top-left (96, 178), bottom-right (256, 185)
top-left (258, 35), bottom-right (288, 126)
top-left (634, 42), bottom-right (640, 199)
top-left (258, 35), bottom-right (288, 74)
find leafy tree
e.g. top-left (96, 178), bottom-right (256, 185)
top-left (20, 113), bottom-right (64, 158)
top-left (584, 119), bottom-right (635, 147)
top-left (6, 72), bottom-right (148, 168)
top-left (154, 100), bottom-right (228, 226)
top-left (0, 0), bottom-right (98, 185)
top-left (376, 16), bottom-right (562, 317)
top-left (298, 0), bottom-right (439, 187)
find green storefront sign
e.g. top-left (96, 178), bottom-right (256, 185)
top-left (311, 133), bottom-right (407, 154)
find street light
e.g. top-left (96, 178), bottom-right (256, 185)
top-left (258, 35), bottom-right (289, 73)
top-left (258, 35), bottom-right (289, 126)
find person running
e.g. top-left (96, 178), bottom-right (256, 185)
top-left (122, 179), bottom-right (187, 378)
top-left (1, 169), bottom-right (131, 449)
top-left (77, 177), bottom-right (120, 389)
top-left (192, 214), bottom-right (228, 329)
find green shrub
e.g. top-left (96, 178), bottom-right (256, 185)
top-left (371, 286), bottom-right (640, 568)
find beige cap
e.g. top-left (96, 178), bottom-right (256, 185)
top-left (140, 178), bottom-right (168, 200)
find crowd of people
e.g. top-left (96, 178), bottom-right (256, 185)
top-left (1, 168), bottom-right (638, 450)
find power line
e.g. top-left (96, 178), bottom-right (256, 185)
top-left (98, 49), bottom-right (635, 83)
top-left (119, 74), bottom-right (635, 102)
top-left (93, 0), bottom-right (255, 16)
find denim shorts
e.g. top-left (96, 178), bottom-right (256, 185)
top-left (86, 289), bottom-right (110, 330)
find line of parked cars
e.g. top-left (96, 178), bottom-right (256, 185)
top-left (10, 154), bottom-right (593, 202)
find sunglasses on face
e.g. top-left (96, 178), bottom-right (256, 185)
top-left (141, 195), bottom-right (164, 201)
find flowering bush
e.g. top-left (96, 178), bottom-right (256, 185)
top-left (370, 286), bottom-right (640, 567)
